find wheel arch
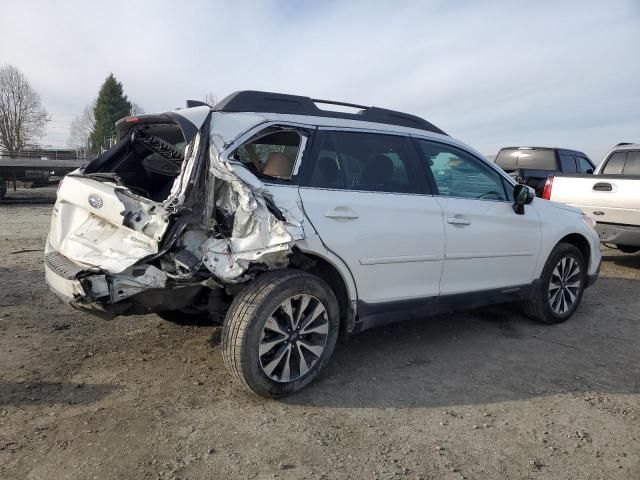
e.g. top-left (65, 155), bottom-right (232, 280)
top-left (557, 233), bottom-right (591, 269)
top-left (290, 247), bottom-right (356, 337)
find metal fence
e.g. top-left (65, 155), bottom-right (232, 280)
top-left (0, 150), bottom-right (92, 202)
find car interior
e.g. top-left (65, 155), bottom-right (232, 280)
top-left (84, 122), bottom-right (188, 202)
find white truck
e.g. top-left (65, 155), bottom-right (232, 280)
top-left (545, 143), bottom-right (640, 253)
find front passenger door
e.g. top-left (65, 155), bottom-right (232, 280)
top-left (416, 138), bottom-right (542, 295)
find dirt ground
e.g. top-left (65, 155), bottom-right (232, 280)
top-left (1, 203), bottom-right (638, 480)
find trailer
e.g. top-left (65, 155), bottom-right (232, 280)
top-left (0, 153), bottom-right (88, 200)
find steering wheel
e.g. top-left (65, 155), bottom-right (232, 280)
top-left (478, 191), bottom-right (501, 199)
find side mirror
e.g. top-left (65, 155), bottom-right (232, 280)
top-left (586, 168), bottom-right (594, 174)
top-left (512, 184), bottom-right (534, 215)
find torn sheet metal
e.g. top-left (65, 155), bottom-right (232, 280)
top-left (201, 137), bottom-right (305, 282)
top-left (109, 264), bottom-right (167, 302)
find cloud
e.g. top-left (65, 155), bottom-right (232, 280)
top-left (1, 0), bottom-right (638, 160)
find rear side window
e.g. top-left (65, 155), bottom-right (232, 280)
top-left (307, 131), bottom-right (421, 194)
top-left (559, 154), bottom-right (577, 173)
top-left (623, 151), bottom-right (640, 175)
top-left (602, 152), bottom-right (626, 174)
top-left (418, 139), bottom-right (508, 201)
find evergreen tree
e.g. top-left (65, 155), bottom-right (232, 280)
top-left (89, 74), bottom-right (131, 152)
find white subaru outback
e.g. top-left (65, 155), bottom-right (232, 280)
top-left (45, 91), bottom-right (601, 397)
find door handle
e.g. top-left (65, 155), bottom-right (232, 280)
top-left (325, 209), bottom-right (359, 220)
top-left (447, 216), bottom-right (471, 226)
top-left (593, 182), bottom-right (613, 192)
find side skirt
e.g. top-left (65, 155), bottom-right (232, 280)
top-left (353, 282), bottom-right (539, 334)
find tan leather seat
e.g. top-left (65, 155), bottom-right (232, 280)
top-left (263, 151), bottom-right (292, 178)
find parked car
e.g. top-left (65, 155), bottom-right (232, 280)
top-left (544, 143), bottom-right (640, 253)
top-left (495, 147), bottom-right (595, 196)
top-left (45, 91), bottom-right (602, 397)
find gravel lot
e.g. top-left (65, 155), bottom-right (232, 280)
top-left (1, 203), bottom-right (638, 480)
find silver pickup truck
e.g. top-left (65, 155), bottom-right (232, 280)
top-left (545, 143), bottom-right (640, 253)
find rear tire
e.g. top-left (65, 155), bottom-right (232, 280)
top-left (222, 269), bottom-right (339, 398)
top-left (523, 243), bottom-right (586, 324)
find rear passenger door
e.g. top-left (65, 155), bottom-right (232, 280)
top-left (415, 138), bottom-right (542, 295)
top-left (298, 130), bottom-right (445, 304)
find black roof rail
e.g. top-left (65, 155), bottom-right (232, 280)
top-left (214, 90), bottom-right (447, 136)
top-left (186, 100), bottom-right (211, 108)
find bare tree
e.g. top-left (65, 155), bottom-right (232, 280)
top-left (203, 92), bottom-right (218, 107)
top-left (68, 99), bottom-right (95, 149)
top-left (0, 64), bottom-right (49, 155)
top-left (68, 100), bottom-right (144, 151)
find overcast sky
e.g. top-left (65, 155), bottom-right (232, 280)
top-left (1, 0), bottom-right (638, 160)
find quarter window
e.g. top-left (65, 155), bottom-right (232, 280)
top-left (233, 129), bottom-right (303, 180)
top-left (307, 131), bottom-right (421, 194)
top-left (417, 140), bottom-right (508, 201)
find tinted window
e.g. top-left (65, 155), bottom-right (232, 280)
top-left (559, 154), bottom-right (577, 173)
top-left (623, 151), bottom-right (640, 175)
top-left (308, 131), bottom-right (421, 193)
top-left (576, 156), bottom-right (594, 173)
top-left (418, 140), bottom-right (507, 201)
top-left (602, 152), bottom-right (626, 174)
top-left (494, 149), bottom-right (518, 170)
top-left (495, 148), bottom-right (556, 171)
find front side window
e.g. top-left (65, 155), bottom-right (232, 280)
top-left (602, 152), bottom-right (626, 175)
top-left (418, 140), bottom-right (508, 201)
top-left (233, 129), bottom-right (303, 180)
top-left (576, 156), bottom-right (594, 173)
top-left (307, 131), bottom-right (421, 194)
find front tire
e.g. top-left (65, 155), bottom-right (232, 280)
top-left (523, 243), bottom-right (586, 324)
top-left (222, 269), bottom-right (339, 398)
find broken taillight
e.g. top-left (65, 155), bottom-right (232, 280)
top-left (542, 175), bottom-right (554, 200)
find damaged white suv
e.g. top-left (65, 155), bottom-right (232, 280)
top-left (45, 91), bottom-right (601, 397)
